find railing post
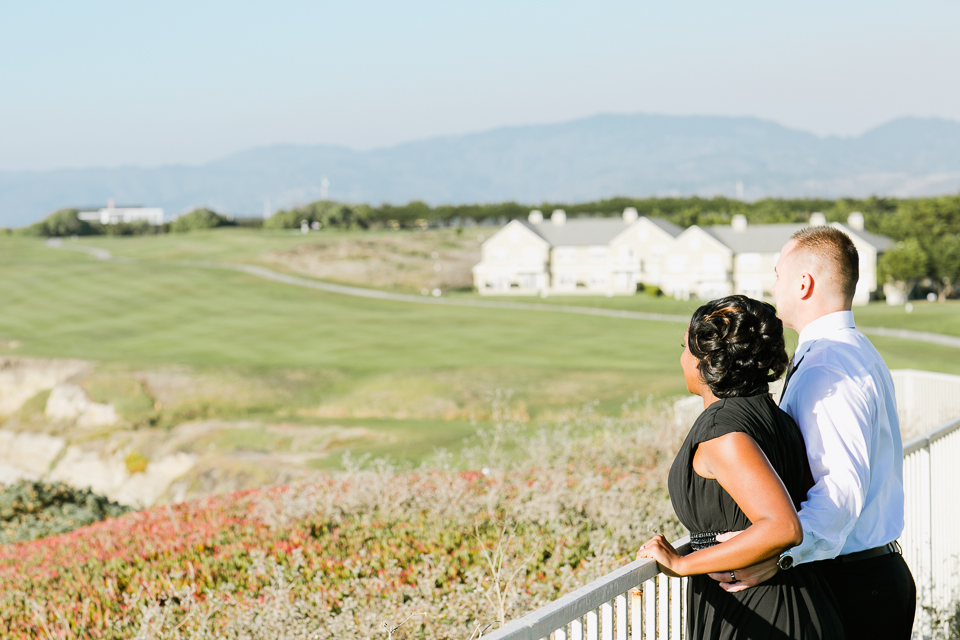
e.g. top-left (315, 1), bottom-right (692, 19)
top-left (920, 445), bottom-right (933, 640)
top-left (644, 579), bottom-right (655, 639)
top-left (630, 588), bottom-right (642, 640)
top-left (615, 594), bottom-right (627, 640)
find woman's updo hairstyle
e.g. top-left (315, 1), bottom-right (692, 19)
top-left (687, 295), bottom-right (789, 398)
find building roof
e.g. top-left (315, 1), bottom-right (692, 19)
top-left (701, 222), bottom-right (895, 254)
top-left (701, 223), bottom-right (806, 254)
top-left (646, 217), bottom-right (684, 238)
top-left (519, 217), bottom-right (632, 246)
top-left (834, 224), bottom-right (896, 251)
top-left (517, 216), bottom-right (682, 247)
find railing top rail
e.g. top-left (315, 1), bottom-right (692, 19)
top-left (890, 368), bottom-right (960, 382)
top-left (902, 415), bottom-right (960, 456)
top-left (483, 537), bottom-right (691, 640)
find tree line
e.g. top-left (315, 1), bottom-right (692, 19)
top-left (7, 194), bottom-right (959, 298)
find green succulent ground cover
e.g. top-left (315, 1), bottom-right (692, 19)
top-left (0, 480), bottom-right (129, 544)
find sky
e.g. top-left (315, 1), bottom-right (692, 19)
top-left (2, 1), bottom-right (959, 172)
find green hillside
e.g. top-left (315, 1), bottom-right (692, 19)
top-left (1, 229), bottom-right (958, 475)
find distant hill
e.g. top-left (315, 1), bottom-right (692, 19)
top-left (3, 113), bottom-right (960, 228)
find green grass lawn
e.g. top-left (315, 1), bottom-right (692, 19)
top-left (2, 231), bottom-right (959, 471)
top-left (2, 232), bottom-right (957, 416)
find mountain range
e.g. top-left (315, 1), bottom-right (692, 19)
top-left (3, 113), bottom-right (960, 228)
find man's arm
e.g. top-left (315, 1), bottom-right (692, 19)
top-left (709, 365), bottom-right (874, 591)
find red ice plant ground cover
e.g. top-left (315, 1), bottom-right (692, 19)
top-left (0, 412), bottom-right (685, 639)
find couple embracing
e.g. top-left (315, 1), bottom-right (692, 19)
top-left (637, 227), bottom-right (916, 640)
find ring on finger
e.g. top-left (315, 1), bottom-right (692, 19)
top-left (729, 571), bottom-right (736, 582)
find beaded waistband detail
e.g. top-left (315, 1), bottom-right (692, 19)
top-left (690, 531), bottom-right (729, 551)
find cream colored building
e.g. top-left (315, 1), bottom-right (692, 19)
top-left (473, 210), bottom-right (891, 304)
top-left (659, 212), bottom-right (893, 305)
top-left (472, 208), bottom-right (682, 296)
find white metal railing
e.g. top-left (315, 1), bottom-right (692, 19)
top-left (892, 370), bottom-right (960, 440)
top-left (484, 538), bottom-right (690, 640)
top-left (901, 415), bottom-right (960, 640)
top-left (489, 408), bottom-right (960, 640)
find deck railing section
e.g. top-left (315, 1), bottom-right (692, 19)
top-left (892, 370), bottom-right (960, 439)
top-left (901, 415), bottom-right (960, 639)
top-left (488, 368), bottom-right (960, 640)
top-left (483, 538), bottom-right (690, 640)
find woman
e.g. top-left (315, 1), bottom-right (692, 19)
top-left (637, 295), bottom-right (842, 640)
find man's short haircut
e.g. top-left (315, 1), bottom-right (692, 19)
top-left (790, 226), bottom-right (859, 302)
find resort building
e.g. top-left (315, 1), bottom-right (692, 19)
top-left (473, 209), bottom-right (893, 305)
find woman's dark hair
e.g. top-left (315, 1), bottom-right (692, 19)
top-left (687, 295), bottom-right (789, 398)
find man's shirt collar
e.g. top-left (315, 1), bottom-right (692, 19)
top-left (793, 310), bottom-right (856, 365)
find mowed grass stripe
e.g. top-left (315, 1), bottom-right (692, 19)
top-left (1, 241), bottom-right (690, 373)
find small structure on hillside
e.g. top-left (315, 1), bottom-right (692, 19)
top-left (77, 199), bottom-right (164, 225)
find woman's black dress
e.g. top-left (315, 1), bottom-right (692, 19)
top-left (667, 393), bottom-right (844, 640)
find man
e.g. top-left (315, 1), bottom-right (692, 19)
top-left (709, 226), bottom-right (916, 639)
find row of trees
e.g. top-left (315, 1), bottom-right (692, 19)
top-left (12, 207), bottom-right (238, 237)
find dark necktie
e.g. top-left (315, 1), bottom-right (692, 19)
top-left (779, 355), bottom-right (804, 406)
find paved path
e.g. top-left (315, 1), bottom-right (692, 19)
top-left (46, 238), bottom-right (960, 348)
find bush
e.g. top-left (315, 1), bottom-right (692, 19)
top-left (264, 200), bottom-right (372, 230)
top-left (0, 480), bottom-right (130, 544)
top-left (645, 285), bottom-right (663, 297)
top-left (0, 402), bottom-right (687, 638)
top-left (170, 208), bottom-right (230, 233)
top-left (19, 209), bottom-right (94, 237)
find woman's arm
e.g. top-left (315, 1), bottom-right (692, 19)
top-left (637, 432), bottom-right (802, 577)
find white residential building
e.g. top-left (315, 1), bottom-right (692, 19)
top-left (474, 210), bottom-right (893, 305)
top-left (472, 209), bottom-right (682, 295)
top-left (78, 200), bottom-right (164, 226)
top-left (659, 213), bottom-right (894, 305)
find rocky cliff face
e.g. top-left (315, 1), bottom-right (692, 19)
top-left (0, 358), bottom-right (197, 508)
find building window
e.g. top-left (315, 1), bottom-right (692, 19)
top-left (588, 246), bottom-right (607, 260)
top-left (522, 247), bottom-right (541, 264)
top-left (556, 273), bottom-right (576, 288)
top-left (520, 273), bottom-right (538, 290)
top-left (667, 255), bottom-right (688, 273)
top-left (556, 248), bottom-right (576, 263)
top-left (702, 254), bottom-right (723, 273)
top-left (738, 253), bottom-right (761, 272)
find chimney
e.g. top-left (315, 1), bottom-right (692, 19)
top-left (551, 209), bottom-right (566, 225)
top-left (731, 214), bottom-right (748, 232)
top-left (622, 207), bottom-right (639, 223)
top-left (528, 209), bottom-right (543, 224)
top-left (810, 212), bottom-right (827, 226)
top-left (847, 212), bottom-right (864, 231)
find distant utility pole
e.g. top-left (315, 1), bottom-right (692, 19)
top-left (320, 176), bottom-right (330, 201)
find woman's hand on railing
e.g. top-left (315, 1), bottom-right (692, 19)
top-left (637, 533), bottom-right (685, 577)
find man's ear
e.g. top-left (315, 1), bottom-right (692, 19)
top-left (799, 273), bottom-right (815, 300)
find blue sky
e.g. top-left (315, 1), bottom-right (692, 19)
top-left (2, 1), bottom-right (959, 171)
